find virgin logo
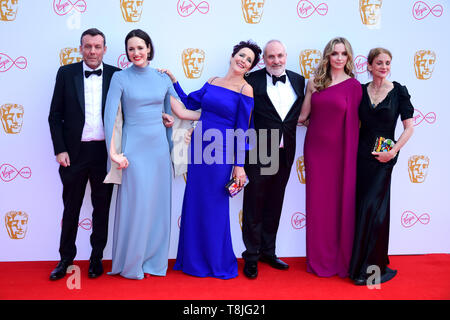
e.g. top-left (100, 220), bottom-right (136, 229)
top-left (413, 108), bottom-right (436, 127)
top-left (117, 54), bottom-right (131, 69)
top-left (291, 212), bottom-right (306, 229)
top-left (412, 1), bottom-right (443, 20)
top-left (401, 210), bottom-right (430, 228)
top-left (354, 55), bottom-right (368, 74)
top-left (297, 0), bottom-right (328, 19)
top-left (252, 60), bottom-right (265, 71)
top-left (0, 53), bottom-right (27, 72)
top-left (177, 0), bottom-right (210, 17)
top-left (60, 218), bottom-right (92, 230)
top-left (53, 0), bottom-right (87, 16)
top-left (0, 164), bottom-right (31, 182)
top-left (78, 218), bottom-right (92, 230)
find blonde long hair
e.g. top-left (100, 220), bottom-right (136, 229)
top-left (313, 37), bottom-right (355, 91)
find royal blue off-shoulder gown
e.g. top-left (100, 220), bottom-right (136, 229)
top-left (173, 81), bottom-right (254, 279)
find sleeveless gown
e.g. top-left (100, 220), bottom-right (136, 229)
top-left (173, 81), bottom-right (254, 279)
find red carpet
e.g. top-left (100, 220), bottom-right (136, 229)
top-left (1, 254), bottom-right (449, 300)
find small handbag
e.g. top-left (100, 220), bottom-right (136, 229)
top-left (373, 136), bottom-right (395, 152)
top-left (225, 177), bottom-right (249, 197)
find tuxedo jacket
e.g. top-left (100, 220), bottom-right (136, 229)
top-left (245, 68), bottom-right (305, 168)
top-left (48, 62), bottom-right (121, 160)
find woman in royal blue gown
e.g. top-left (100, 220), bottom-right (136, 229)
top-left (163, 40), bottom-right (262, 279)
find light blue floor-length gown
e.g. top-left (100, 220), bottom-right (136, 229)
top-left (104, 64), bottom-right (176, 280)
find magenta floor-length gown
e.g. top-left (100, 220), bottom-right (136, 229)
top-left (304, 78), bottom-right (362, 277)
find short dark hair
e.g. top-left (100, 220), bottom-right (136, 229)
top-left (80, 28), bottom-right (106, 46)
top-left (232, 40), bottom-right (262, 70)
top-left (125, 29), bottom-right (154, 62)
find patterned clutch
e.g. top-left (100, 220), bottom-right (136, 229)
top-left (373, 136), bottom-right (395, 152)
top-left (225, 177), bottom-right (249, 198)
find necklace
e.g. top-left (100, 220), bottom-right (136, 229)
top-left (368, 81), bottom-right (390, 108)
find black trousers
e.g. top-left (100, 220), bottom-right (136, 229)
top-left (242, 148), bottom-right (292, 262)
top-left (58, 141), bottom-right (113, 262)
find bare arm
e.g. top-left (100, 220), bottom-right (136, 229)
top-left (170, 96), bottom-right (201, 121)
top-left (298, 79), bottom-right (315, 126)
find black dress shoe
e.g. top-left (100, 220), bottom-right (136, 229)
top-left (243, 261), bottom-right (258, 279)
top-left (380, 267), bottom-right (397, 284)
top-left (49, 259), bottom-right (72, 280)
top-left (259, 255), bottom-right (289, 270)
top-left (88, 259), bottom-right (103, 278)
top-left (353, 267), bottom-right (397, 286)
top-left (353, 277), bottom-right (366, 286)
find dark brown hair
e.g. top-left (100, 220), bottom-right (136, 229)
top-left (232, 40), bottom-right (262, 70)
top-left (80, 28), bottom-right (106, 46)
top-left (125, 29), bottom-right (155, 62)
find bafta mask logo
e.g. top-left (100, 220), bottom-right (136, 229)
top-left (0, 0), bottom-right (18, 21)
top-left (242, 0), bottom-right (265, 24)
top-left (359, 0), bottom-right (382, 27)
top-left (182, 48), bottom-right (205, 79)
top-left (299, 49), bottom-right (321, 79)
top-left (59, 47), bottom-right (82, 66)
top-left (414, 50), bottom-right (436, 80)
top-left (1, 103), bottom-right (23, 134)
top-left (408, 155), bottom-right (430, 183)
top-left (5, 211), bottom-right (28, 239)
top-left (296, 156), bottom-right (306, 184)
top-left (120, 0), bottom-right (144, 22)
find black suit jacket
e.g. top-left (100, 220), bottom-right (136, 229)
top-left (48, 62), bottom-right (121, 160)
top-left (245, 68), bottom-right (305, 168)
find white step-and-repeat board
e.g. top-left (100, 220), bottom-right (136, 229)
top-left (1, 0), bottom-right (448, 261)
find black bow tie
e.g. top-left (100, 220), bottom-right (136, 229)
top-left (271, 74), bottom-right (286, 85)
top-left (84, 69), bottom-right (102, 78)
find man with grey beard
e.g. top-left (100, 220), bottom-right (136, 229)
top-left (242, 40), bottom-right (305, 279)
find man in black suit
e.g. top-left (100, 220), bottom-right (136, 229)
top-left (48, 28), bottom-right (120, 280)
top-left (242, 40), bottom-right (305, 279)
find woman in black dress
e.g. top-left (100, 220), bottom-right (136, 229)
top-left (349, 48), bottom-right (414, 285)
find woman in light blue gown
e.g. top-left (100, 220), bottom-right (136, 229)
top-left (104, 29), bottom-right (199, 280)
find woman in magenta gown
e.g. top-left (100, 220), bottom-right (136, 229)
top-left (298, 37), bottom-right (362, 277)
top-left (162, 41), bottom-right (261, 279)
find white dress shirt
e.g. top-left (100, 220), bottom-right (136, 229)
top-left (81, 62), bottom-right (105, 141)
top-left (266, 71), bottom-right (297, 147)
